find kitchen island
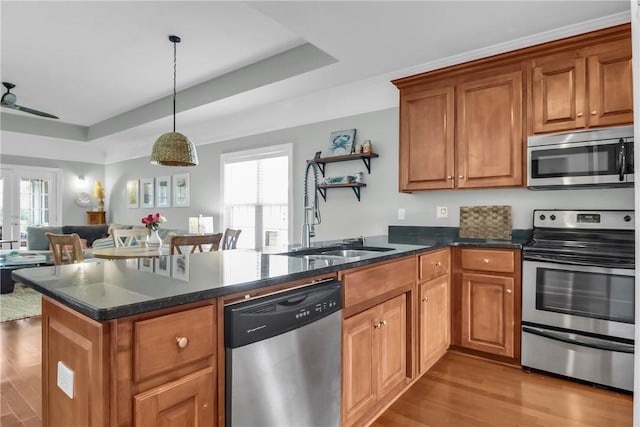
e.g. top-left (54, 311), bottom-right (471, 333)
top-left (13, 232), bottom-right (529, 427)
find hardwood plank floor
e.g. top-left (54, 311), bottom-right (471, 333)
top-left (0, 317), bottom-right (633, 427)
top-left (372, 351), bottom-right (633, 427)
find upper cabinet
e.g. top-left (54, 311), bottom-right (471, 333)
top-left (531, 38), bottom-right (633, 134)
top-left (397, 67), bottom-right (524, 192)
top-left (393, 24), bottom-right (632, 192)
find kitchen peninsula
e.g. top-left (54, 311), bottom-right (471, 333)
top-left (14, 232), bottom-right (529, 427)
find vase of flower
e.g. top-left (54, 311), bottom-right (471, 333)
top-left (141, 213), bottom-right (167, 249)
top-left (147, 229), bottom-right (162, 249)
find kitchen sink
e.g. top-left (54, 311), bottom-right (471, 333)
top-left (282, 244), bottom-right (394, 258)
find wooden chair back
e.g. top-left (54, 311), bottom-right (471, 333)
top-left (46, 232), bottom-right (84, 265)
top-left (112, 228), bottom-right (150, 247)
top-left (221, 228), bottom-right (242, 250)
top-left (170, 233), bottom-right (223, 255)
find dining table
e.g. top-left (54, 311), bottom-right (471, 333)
top-left (92, 246), bottom-right (170, 260)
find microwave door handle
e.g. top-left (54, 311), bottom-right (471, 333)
top-left (618, 139), bottom-right (626, 181)
top-left (523, 326), bottom-right (634, 353)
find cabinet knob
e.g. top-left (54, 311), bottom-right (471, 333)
top-left (422, 297), bottom-right (429, 302)
top-left (458, 175), bottom-right (465, 179)
top-left (505, 289), bottom-right (512, 294)
top-left (435, 261), bottom-right (442, 267)
top-left (577, 112), bottom-right (583, 117)
top-left (374, 322), bottom-right (382, 329)
top-left (483, 259), bottom-right (489, 263)
top-left (380, 320), bottom-right (387, 327)
top-left (591, 110), bottom-right (597, 115)
top-left (176, 336), bottom-right (189, 349)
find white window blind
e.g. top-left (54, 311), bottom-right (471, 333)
top-left (221, 144), bottom-right (292, 249)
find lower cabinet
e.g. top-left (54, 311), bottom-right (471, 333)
top-left (418, 274), bottom-right (449, 373)
top-left (342, 294), bottom-right (407, 426)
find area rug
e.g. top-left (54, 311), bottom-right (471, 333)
top-left (0, 283), bottom-right (42, 322)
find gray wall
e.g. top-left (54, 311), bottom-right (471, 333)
top-left (105, 108), bottom-right (634, 243)
top-left (1, 154), bottom-right (105, 225)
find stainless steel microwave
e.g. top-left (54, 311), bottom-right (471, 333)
top-left (527, 125), bottom-right (634, 190)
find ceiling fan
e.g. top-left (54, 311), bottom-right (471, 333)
top-left (1, 82), bottom-right (59, 119)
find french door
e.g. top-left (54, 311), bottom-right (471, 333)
top-left (0, 165), bottom-right (62, 248)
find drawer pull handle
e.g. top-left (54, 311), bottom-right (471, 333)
top-left (505, 289), bottom-right (512, 294)
top-left (483, 259), bottom-right (489, 263)
top-left (577, 112), bottom-right (583, 117)
top-left (591, 110), bottom-right (597, 115)
top-left (176, 336), bottom-right (189, 349)
top-left (435, 261), bottom-right (442, 267)
top-left (422, 297), bottom-right (429, 302)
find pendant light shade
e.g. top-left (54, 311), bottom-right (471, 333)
top-left (151, 35), bottom-right (198, 167)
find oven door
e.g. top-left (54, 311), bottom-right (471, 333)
top-left (522, 260), bottom-right (634, 340)
top-left (527, 139), bottom-right (634, 188)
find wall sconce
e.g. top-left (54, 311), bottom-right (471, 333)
top-left (76, 175), bottom-right (87, 190)
top-left (189, 215), bottom-right (214, 234)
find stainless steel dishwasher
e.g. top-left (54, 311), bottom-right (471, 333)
top-left (225, 279), bottom-right (342, 427)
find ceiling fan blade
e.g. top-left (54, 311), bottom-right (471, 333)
top-left (10, 103), bottom-right (59, 119)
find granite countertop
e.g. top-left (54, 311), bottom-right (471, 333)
top-left (12, 229), bottom-right (530, 321)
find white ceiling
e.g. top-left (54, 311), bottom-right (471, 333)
top-left (0, 1), bottom-right (632, 164)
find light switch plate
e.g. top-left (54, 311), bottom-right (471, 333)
top-left (397, 208), bottom-right (406, 221)
top-left (57, 361), bottom-right (74, 399)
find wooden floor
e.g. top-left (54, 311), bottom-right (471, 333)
top-left (0, 317), bottom-right (633, 427)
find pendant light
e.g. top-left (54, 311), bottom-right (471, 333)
top-left (151, 35), bottom-right (199, 166)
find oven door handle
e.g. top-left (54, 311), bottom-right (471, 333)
top-left (523, 326), bottom-right (634, 354)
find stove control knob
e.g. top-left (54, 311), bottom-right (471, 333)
top-left (539, 214), bottom-right (546, 220)
top-left (624, 215), bottom-right (632, 222)
top-left (550, 215), bottom-right (556, 221)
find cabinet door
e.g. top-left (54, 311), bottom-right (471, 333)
top-left (587, 39), bottom-right (633, 128)
top-left (377, 294), bottom-right (407, 398)
top-left (461, 273), bottom-right (514, 357)
top-left (134, 367), bottom-right (215, 427)
top-left (531, 55), bottom-right (587, 133)
top-left (457, 71), bottom-right (523, 188)
top-left (399, 85), bottom-right (455, 191)
top-left (419, 275), bottom-right (449, 374)
top-left (342, 307), bottom-right (378, 425)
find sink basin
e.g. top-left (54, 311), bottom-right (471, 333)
top-left (282, 244), bottom-right (394, 258)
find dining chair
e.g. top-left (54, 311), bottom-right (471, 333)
top-left (221, 228), bottom-right (242, 250)
top-left (46, 232), bottom-right (84, 264)
top-left (112, 228), bottom-right (150, 247)
top-left (170, 233), bottom-right (223, 255)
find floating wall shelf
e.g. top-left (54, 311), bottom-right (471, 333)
top-left (311, 152), bottom-right (379, 176)
top-left (317, 183), bottom-right (367, 202)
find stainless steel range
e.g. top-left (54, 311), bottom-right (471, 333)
top-left (521, 209), bottom-right (635, 391)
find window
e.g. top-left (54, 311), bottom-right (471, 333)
top-left (221, 144), bottom-right (292, 249)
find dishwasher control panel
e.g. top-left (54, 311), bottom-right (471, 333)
top-left (224, 280), bottom-right (342, 348)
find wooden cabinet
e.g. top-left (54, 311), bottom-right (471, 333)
top-left (531, 37), bottom-right (632, 133)
top-left (397, 68), bottom-right (523, 192)
top-left (452, 247), bottom-right (521, 363)
top-left (41, 297), bottom-right (217, 427)
top-left (342, 294), bottom-right (407, 427)
top-left (340, 257), bottom-right (415, 427)
top-left (418, 249), bottom-right (450, 374)
top-left (86, 210), bottom-right (106, 225)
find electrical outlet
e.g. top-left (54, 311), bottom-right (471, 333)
top-left (397, 208), bottom-right (406, 221)
top-left (436, 206), bottom-right (448, 219)
top-left (57, 361), bottom-right (74, 399)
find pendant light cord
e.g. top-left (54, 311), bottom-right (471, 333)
top-left (172, 38), bottom-right (177, 133)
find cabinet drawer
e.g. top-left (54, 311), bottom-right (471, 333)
top-left (460, 249), bottom-right (514, 273)
top-left (342, 257), bottom-right (416, 308)
top-left (419, 249), bottom-right (450, 282)
top-left (134, 305), bottom-right (215, 382)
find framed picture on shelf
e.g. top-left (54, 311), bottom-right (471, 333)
top-left (140, 178), bottom-right (155, 208)
top-left (173, 173), bottom-right (190, 207)
top-left (127, 180), bottom-right (139, 208)
top-left (156, 176), bottom-right (171, 208)
top-left (155, 255), bottom-right (171, 277)
top-left (325, 129), bottom-right (356, 157)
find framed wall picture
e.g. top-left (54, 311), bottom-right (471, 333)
top-left (325, 129), bottom-right (356, 156)
top-left (140, 178), bottom-right (155, 208)
top-left (173, 173), bottom-right (190, 207)
top-left (139, 256), bottom-right (154, 272)
top-left (156, 176), bottom-right (171, 208)
top-left (155, 255), bottom-right (171, 277)
top-left (172, 253), bottom-right (190, 281)
top-left (127, 180), bottom-right (139, 208)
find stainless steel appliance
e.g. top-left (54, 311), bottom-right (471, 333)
top-left (225, 279), bottom-right (342, 427)
top-left (527, 125), bottom-right (634, 189)
top-left (521, 209), bottom-right (635, 391)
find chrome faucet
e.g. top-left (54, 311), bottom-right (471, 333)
top-left (302, 160), bottom-right (321, 247)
